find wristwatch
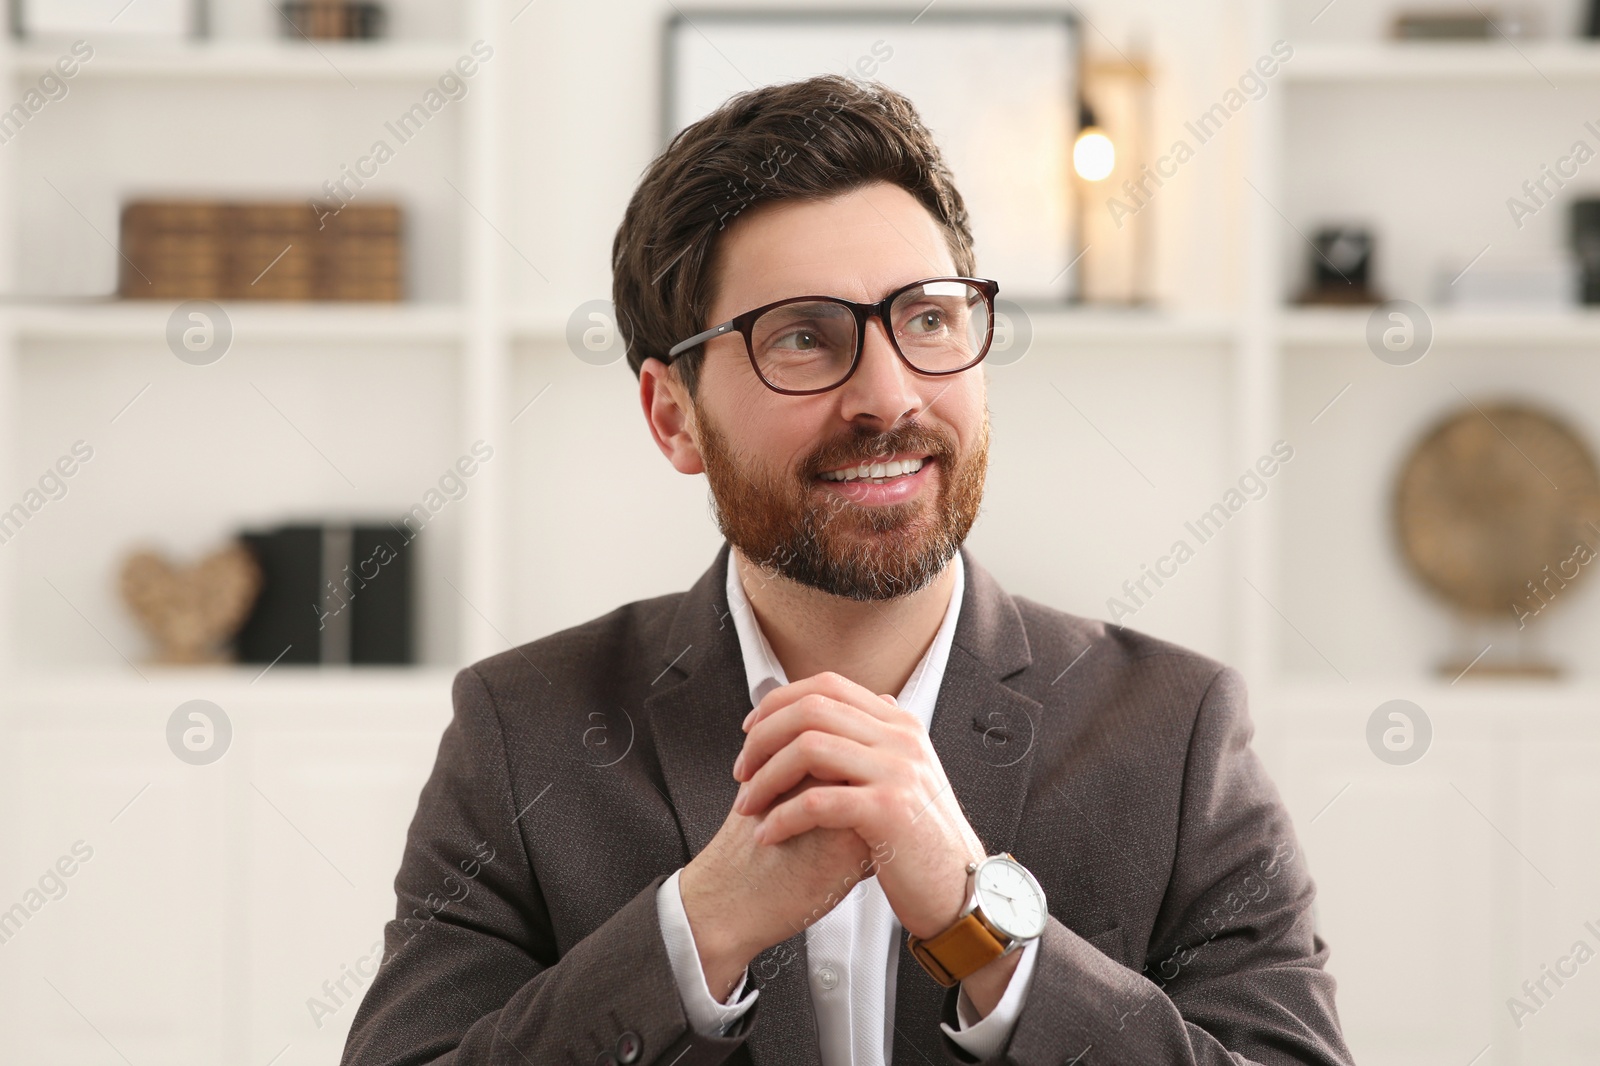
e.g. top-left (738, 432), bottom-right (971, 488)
top-left (907, 852), bottom-right (1048, 987)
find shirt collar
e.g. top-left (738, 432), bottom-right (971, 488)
top-left (723, 547), bottom-right (967, 724)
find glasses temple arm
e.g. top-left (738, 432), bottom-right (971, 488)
top-left (666, 320), bottom-right (736, 360)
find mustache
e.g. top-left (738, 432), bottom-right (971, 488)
top-left (805, 422), bottom-right (953, 476)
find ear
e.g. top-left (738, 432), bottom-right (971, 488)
top-left (640, 358), bottom-right (704, 475)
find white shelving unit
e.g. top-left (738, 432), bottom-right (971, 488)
top-left (1, 0), bottom-right (1597, 1062)
top-left (1250, 4), bottom-right (1600, 1064)
top-left (0, 6), bottom-right (504, 1065)
top-left (0, 2), bottom-right (502, 680)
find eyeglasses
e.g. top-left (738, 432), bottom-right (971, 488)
top-left (662, 276), bottom-right (1000, 395)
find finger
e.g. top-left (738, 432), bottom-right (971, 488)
top-left (770, 773), bottom-right (829, 805)
top-left (737, 732), bottom-right (884, 817)
top-left (735, 693), bottom-right (885, 782)
top-left (745, 672), bottom-right (869, 732)
top-left (752, 785), bottom-right (872, 846)
top-left (744, 670), bottom-right (898, 733)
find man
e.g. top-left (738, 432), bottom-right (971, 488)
top-left (342, 74), bottom-right (1353, 1066)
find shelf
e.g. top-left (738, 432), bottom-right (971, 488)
top-left (6, 40), bottom-right (471, 82)
top-left (1280, 306), bottom-right (1600, 347)
top-left (1025, 307), bottom-right (1237, 345)
top-left (2, 664), bottom-right (460, 719)
top-left (1270, 676), bottom-right (1600, 719)
top-left (1287, 41), bottom-right (1600, 83)
top-left (4, 301), bottom-right (464, 343)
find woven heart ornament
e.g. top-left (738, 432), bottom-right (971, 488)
top-left (119, 540), bottom-right (263, 664)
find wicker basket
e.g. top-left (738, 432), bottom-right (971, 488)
top-left (118, 199), bottom-right (403, 301)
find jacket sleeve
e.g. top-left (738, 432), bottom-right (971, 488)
top-left (340, 666), bottom-right (750, 1066)
top-left (950, 665), bottom-right (1355, 1066)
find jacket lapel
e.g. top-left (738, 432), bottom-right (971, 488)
top-left (893, 547), bottom-right (1044, 1062)
top-left (644, 543), bottom-right (1043, 1066)
top-left (644, 542), bottom-right (822, 1066)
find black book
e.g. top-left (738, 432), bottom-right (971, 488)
top-left (234, 522), bottom-right (415, 665)
top-left (349, 524), bottom-right (414, 664)
top-left (235, 525), bottom-right (323, 665)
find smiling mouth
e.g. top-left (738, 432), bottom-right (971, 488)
top-left (816, 454), bottom-right (932, 484)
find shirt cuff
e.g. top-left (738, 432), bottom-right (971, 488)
top-left (655, 868), bottom-right (759, 1035)
top-left (940, 936), bottom-right (1040, 1060)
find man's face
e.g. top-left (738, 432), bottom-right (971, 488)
top-left (649, 180), bottom-right (989, 602)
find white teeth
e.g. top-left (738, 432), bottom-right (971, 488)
top-left (820, 456), bottom-right (926, 482)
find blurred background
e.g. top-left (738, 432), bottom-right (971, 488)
top-left (2, 0), bottom-right (1599, 1062)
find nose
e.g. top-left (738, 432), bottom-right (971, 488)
top-left (835, 316), bottom-right (922, 427)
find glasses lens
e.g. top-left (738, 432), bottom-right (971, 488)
top-left (751, 300), bottom-right (858, 391)
top-left (890, 280), bottom-right (990, 373)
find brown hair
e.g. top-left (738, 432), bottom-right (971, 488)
top-left (610, 73), bottom-right (976, 397)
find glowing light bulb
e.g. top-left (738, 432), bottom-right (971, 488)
top-left (1074, 129), bottom-right (1115, 182)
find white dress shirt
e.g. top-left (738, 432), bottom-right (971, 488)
top-left (655, 548), bottom-right (1038, 1063)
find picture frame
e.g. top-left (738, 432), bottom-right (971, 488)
top-left (663, 8), bottom-right (1081, 304)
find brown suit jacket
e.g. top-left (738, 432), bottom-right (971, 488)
top-left (341, 542), bottom-right (1354, 1066)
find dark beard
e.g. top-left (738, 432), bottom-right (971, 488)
top-left (696, 405), bottom-right (988, 602)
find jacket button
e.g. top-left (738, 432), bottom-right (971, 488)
top-left (616, 1031), bottom-right (642, 1064)
top-left (593, 1053), bottom-right (618, 1066)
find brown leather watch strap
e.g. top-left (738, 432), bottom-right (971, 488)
top-left (907, 911), bottom-right (1008, 987)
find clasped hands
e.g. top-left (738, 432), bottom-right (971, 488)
top-left (730, 671), bottom-right (986, 942)
top-left (678, 671), bottom-right (1024, 1015)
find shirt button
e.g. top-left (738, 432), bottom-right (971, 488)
top-left (817, 964), bottom-right (839, 990)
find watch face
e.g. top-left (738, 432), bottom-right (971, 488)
top-left (975, 857), bottom-right (1047, 941)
